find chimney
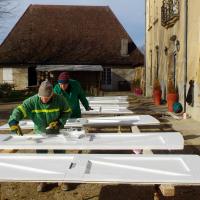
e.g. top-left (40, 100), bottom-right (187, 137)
top-left (120, 38), bottom-right (129, 56)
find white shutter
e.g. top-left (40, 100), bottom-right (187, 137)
top-left (3, 68), bottom-right (13, 83)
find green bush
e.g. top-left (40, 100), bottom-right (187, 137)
top-left (0, 86), bottom-right (37, 102)
top-left (132, 79), bottom-right (141, 88)
top-left (0, 83), bottom-right (14, 97)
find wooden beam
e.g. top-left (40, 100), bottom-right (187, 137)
top-left (0, 149), bottom-right (18, 153)
top-left (159, 184), bottom-right (175, 197)
top-left (131, 126), bottom-right (140, 133)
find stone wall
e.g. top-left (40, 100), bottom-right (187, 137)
top-left (111, 67), bottom-right (134, 91)
top-left (13, 68), bottom-right (28, 90)
top-left (0, 68), bottom-right (2, 83)
top-left (146, 0), bottom-right (200, 121)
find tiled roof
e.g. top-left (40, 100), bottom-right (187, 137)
top-left (0, 5), bottom-right (144, 66)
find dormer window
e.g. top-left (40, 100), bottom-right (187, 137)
top-left (120, 39), bottom-right (129, 56)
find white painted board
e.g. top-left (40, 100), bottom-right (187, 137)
top-left (87, 96), bottom-right (128, 100)
top-left (1, 154), bottom-right (200, 184)
top-left (0, 120), bottom-right (34, 130)
top-left (66, 115), bottom-right (160, 127)
top-left (0, 115), bottom-right (159, 130)
top-left (81, 108), bottom-right (133, 115)
top-left (73, 154), bottom-right (200, 184)
top-left (0, 154), bottom-right (75, 182)
top-left (88, 100), bottom-right (129, 105)
top-left (0, 132), bottom-right (184, 150)
top-left (81, 104), bottom-right (128, 108)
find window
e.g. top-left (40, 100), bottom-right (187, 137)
top-left (161, 0), bottom-right (179, 27)
top-left (3, 68), bottom-right (13, 83)
top-left (101, 67), bottom-right (111, 85)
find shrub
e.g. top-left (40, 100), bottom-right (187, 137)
top-left (0, 83), bottom-right (14, 97)
top-left (132, 79), bottom-right (140, 88)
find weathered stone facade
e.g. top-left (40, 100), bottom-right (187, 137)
top-left (0, 67), bottom-right (28, 90)
top-left (108, 66), bottom-right (144, 91)
top-left (146, 0), bottom-right (200, 121)
top-left (0, 68), bottom-right (3, 83)
top-left (13, 68), bottom-right (28, 90)
top-left (112, 68), bottom-right (134, 91)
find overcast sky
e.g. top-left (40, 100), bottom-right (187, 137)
top-left (0, 0), bottom-right (145, 47)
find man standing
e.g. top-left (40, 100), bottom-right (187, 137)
top-left (8, 80), bottom-right (72, 192)
top-left (54, 72), bottom-right (92, 118)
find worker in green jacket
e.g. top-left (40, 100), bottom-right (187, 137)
top-left (8, 80), bottom-right (72, 192)
top-left (54, 72), bottom-right (92, 118)
top-left (8, 80), bottom-right (71, 134)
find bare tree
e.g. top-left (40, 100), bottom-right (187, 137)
top-left (0, 0), bottom-right (19, 30)
top-left (0, 0), bottom-right (15, 18)
top-left (0, 0), bottom-right (19, 44)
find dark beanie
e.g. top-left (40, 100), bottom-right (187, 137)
top-left (58, 72), bottom-right (70, 83)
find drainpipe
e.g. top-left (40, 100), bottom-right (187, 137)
top-left (183, 0), bottom-right (188, 114)
top-left (144, 0), bottom-right (147, 96)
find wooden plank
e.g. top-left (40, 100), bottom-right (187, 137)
top-left (118, 125), bottom-right (121, 133)
top-left (159, 184), bottom-right (175, 197)
top-left (131, 126), bottom-right (140, 133)
top-left (0, 154), bottom-right (200, 184)
top-left (0, 149), bottom-right (18, 153)
top-left (131, 126), bottom-right (142, 154)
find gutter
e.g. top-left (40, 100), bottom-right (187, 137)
top-left (183, 0), bottom-right (188, 114)
top-left (144, 0), bottom-right (147, 96)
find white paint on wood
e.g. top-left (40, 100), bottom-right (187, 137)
top-left (81, 108), bottom-right (133, 115)
top-left (65, 115), bottom-right (160, 127)
top-left (0, 115), bottom-right (160, 130)
top-left (87, 96), bottom-right (128, 100)
top-left (0, 154), bottom-right (200, 184)
top-left (88, 100), bottom-right (129, 105)
top-left (81, 105), bottom-right (128, 108)
top-left (0, 132), bottom-right (184, 150)
top-left (0, 154), bottom-right (75, 181)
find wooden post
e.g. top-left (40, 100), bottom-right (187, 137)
top-left (159, 184), bottom-right (175, 197)
top-left (118, 125), bottom-right (121, 133)
top-left (131, 126), bottom-right (140, 133)
top-left (0, 149), bottom-right (18, 153)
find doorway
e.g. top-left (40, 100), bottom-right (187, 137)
top-left (28, 67), bottom-right (37, 86)
top-left (101, 67), bottom-right (112, 90)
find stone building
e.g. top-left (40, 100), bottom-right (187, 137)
top-left (0, 5), bottom-right (143, 91)
top-left (146, 0), bottom-right (200, 121)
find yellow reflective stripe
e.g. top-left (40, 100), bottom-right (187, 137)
top-left (64, 108), bottom-right (71, 113)
top-left (32, 108), bottom-right (60, 113)
top-left (17, 105), bottom-right (27, 118)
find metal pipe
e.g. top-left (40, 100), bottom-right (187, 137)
top-left (144, 0), bottom-right (147, 96)
top-left (156, 46), bottom-right (159, 78)
top-left (183, 0), bottom-right (188, 113)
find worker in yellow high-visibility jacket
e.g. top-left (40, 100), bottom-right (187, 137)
top-left (8, 80), bottom-right (72, 192)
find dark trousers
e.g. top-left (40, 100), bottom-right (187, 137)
top-left (36, 150), bottom-right (65, 154)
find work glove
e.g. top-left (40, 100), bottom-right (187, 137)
top-left (86, 106), bottom-right (93, 111)
top-left (10, 124), bottom-right (23, 136)
top-left (48, 121), bottom-right (60, 129)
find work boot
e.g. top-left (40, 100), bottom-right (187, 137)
top-left (37, 182), bottom-right (47, 192)
top-left (58, 183), bottom-right (69, 191)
